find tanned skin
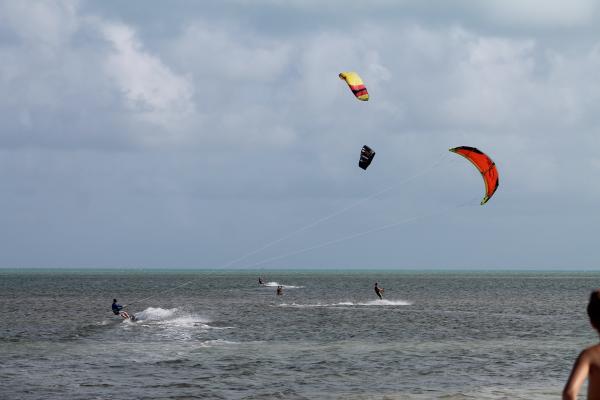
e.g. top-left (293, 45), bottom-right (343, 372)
top-left (564, 290), bottom-right (600, 400)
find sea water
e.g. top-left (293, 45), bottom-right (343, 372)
top-left (0, 269), bottom-right (597, 399)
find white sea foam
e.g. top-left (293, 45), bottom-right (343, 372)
top-left (357, 299), bottom-right (412, 306)
top-left (279, 299), bottom-right (412, 308)
top-left (128, 307), bottom-right (214, 329)
top-left (199, 339), bottom-right (239, 347)
top-left (134, 307), bottom-right (178, 321)
top-left (263, 281), bottom-right (304, 289)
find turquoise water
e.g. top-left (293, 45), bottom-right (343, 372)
top-left (1, 270), bottom-right (598, 399)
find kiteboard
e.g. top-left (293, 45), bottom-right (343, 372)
top-left (118, 311), bottom-right (136, 321)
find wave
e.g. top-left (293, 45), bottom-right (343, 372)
top-left (126, 307), bottom-right (214, 329)
top-left (278, 299), bottom-right (412, 308)
top-left (263, 281), bottom-right (304, 289)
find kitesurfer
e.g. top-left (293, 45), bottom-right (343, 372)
top-left (112, 299), bottom-right (123, 315)
top-left (112, 299), bottom-right (134, 320)
top-left (276, 286), bottom-right (283, 296)
top-left (258, 277), bottom-right (264, 285)
top-left (374, 282), bottom-right (384, 300)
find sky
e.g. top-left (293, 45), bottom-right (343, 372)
top-left (0, 0), bottom-right (599, 269)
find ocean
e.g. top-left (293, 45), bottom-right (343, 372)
top-left (0, 269), bottom-right (597, 399)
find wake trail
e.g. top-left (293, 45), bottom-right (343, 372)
top-left (278, 299), bottom-right (412, 308)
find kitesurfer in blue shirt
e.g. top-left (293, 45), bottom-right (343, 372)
top-left (112, 299), bottom-right (134, 320)
top-left (112, 299), bottom-right (123, 315)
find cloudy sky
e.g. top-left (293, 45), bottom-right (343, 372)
top-left (1, 0), bottom-right (599, 269)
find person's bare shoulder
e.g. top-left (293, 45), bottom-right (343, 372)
top-left (581, 344), bottom-right (600, 368)
top-left (582, 344), bottom-right (600, 400)
top-left (583, 344), bottom-right (600, 356)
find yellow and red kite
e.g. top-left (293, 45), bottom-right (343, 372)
top-left (339, 71), bottom-right (369, 101)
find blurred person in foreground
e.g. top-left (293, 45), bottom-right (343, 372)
top-left (563, 289), bottom-right (600, 400)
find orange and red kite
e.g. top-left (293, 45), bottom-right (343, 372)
top-left (449, 146), bottom-right (499, 205)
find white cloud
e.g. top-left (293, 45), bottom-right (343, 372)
top-left (441, 34), bottom-right (537, 129)
top-left (170, 22), bottom-right (292, 82)
top-left (101, 22), bottom-right (195, 129)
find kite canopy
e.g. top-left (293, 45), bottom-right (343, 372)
top-left (359, 145), bottom-right (376, 170)
top-left (449, 146), bottom-right (499, 205)
top-left (339, 71), bottom-right (369, 101)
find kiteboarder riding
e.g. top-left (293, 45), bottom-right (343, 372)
top-left (112, 299), bottom-right (135, 320)
top-left (374, 282), bottom-right (384, 300)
